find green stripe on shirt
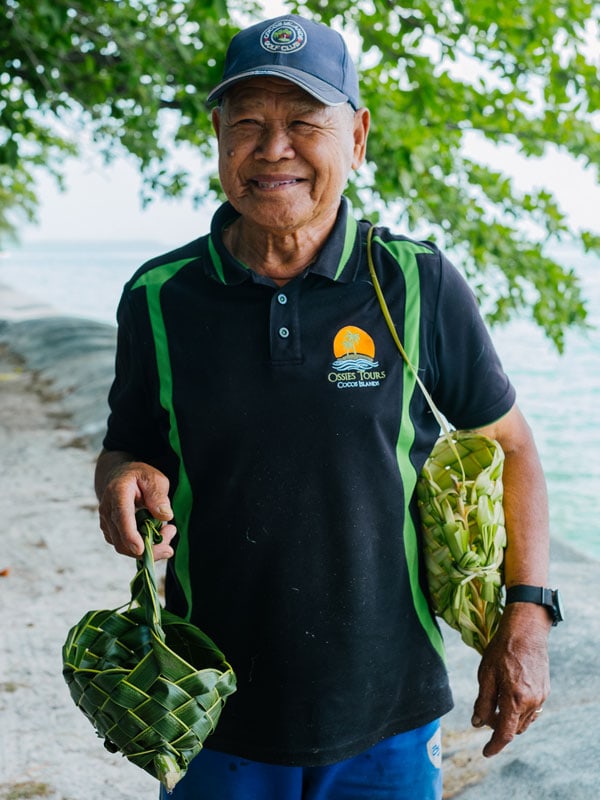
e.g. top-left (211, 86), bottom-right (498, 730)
top-left (132, 258), bottom-right (197, 619)
top-left (374, 236), bottom-right (446, 663)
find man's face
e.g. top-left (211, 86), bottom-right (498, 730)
top-left (212, 77), bottom-right (369, 235)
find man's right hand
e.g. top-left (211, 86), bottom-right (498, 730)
top-left (95, 450), bottom-right (176, 560)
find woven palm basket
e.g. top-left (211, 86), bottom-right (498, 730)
top-left (62, 512), bottom-right (236, 790)
top-left (417, 431), bottom-right (506, 654)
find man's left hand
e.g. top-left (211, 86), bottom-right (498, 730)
top-left (472, 602), bottom-right (551, 757)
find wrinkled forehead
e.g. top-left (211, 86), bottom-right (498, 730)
top-left (222, 75), bottom-right (328, 111)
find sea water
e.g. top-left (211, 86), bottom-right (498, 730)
top-left (1, 239), bottom-right (599, 561)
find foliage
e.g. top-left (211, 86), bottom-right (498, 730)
top-left (1, 0), bottom-right (237, 206)
top-left (1, 0), bottom-right (599, 349)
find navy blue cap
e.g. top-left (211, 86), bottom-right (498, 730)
top-left (207, 15), bottom-right (360, 109)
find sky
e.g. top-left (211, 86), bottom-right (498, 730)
top-left (23, 147), bottom-right (215, 245)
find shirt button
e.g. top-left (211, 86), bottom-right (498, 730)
top-left (278, 327), bottom-right (290, 339)
top-left (277, 293), bottom-right (288, 305)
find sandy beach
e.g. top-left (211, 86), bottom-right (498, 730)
top-left (1, 283), bottom-right (599, 799)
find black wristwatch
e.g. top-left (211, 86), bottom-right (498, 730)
top-left (505, 585), bottom-right (564, 626)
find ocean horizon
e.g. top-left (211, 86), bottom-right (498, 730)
top-left (1, 238), bottom-right (599, 561)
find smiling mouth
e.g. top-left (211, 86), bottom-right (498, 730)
top-left (252, 179), bottom-right (301, 190)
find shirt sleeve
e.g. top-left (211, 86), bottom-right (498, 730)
top-left (427, 251), bottom-right (516, 430)
top-left (102, 289), bottom-right (164, 459)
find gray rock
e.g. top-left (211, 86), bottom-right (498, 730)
top-left (0, 286), bottom-right (116, 450)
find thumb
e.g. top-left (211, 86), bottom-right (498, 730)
top-left (138, 473), bottom-right (173, 521)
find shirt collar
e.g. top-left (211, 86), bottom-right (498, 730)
top-left (207, 197), bottom-right (362, 286)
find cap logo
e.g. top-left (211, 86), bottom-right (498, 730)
top-left (260, 19), bottom-right (307, 54)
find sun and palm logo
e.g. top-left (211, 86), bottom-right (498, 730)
top-left (331, 326), bottom-right (379, 371)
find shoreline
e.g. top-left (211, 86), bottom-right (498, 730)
top-left (1, 284), bottom-right (599, 798)
top-left (0, 283), bottom-right (117, 452)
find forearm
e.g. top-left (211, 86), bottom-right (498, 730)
top-left (501, 426), bottom-right (550, 589)
top-left (478, 405), bottom-right (550, 588)
top-left (473, 404), bottom-right (552, 756)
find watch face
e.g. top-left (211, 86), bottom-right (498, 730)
top-left (552, 589), bottom-right (565, 624)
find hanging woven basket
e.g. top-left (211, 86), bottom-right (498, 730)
top-left (62, 512), bottom-right (236, 790)
top-left (417, 431), bottom-right (506, 654)
top-left (365, 226), bottom-right (506, 655)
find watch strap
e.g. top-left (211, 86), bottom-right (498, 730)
top-left (505, 585), bottom-right (553, 607)
top-left (505, 584), bottom-right (563, 625)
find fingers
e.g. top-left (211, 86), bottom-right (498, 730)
top-left (152, 523), bottom-right (177, 561)
top-left (515, 707), bottom-right (541, 736)
top-left (479, 702), bottom-right (545, 757)
top-left (99, 481), bottom-right (144, 557)
top-left (472, 683), bottom-right (547, 758)
top-left (481, 707), bottom-right (520, 757)
top-left (471, 659), bottom-right (499, 730)
top-left (472, 633), bottom-right (549, 758)
top-left (98, 461), bottom-right (174, 558)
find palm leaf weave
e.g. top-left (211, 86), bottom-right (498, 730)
top-left (417, 431), bottom-right (506, 654)
top-left (62, 512), bottom-right (236, 790)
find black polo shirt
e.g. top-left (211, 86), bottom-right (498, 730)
top-left (104, 198), bottom-right (515, 766)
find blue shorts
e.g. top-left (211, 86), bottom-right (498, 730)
top-left (159, 720), bottom-right (442, 800)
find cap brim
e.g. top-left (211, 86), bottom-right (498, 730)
top-left (206, 65), bottom-right (350, 107)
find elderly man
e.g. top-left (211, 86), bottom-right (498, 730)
top-left (96, 14), bottom-right (560, 800)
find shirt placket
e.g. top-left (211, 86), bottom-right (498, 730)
top-left (269, 285), bottom-right (302, 364)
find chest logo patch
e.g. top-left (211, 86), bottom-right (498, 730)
top-left (328, 325), bottom-right (386, 389)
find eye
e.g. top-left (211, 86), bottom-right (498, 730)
top-left (289, 119), bottom-right (317, 132)
top-left (227, 118), bottom-right (262, 131)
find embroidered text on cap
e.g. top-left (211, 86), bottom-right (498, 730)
top-left (261, 19), bottom-right (307, 54)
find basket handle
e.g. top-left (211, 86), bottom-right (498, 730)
top-left (366, 226), bottom-right (465, 481)
top-left (130, 509), bottom-right (166, 642)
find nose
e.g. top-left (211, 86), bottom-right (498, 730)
top-left (255, 123), bottom-right (295, 161)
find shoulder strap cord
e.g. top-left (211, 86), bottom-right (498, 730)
top-left (366, 226), bottom-right (465, 479)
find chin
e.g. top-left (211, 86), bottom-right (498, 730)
top-left (245, 204), bottom-right (313, 232)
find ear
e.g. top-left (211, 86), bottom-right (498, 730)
top-left (212, 107), bottom-right (221, 138)
top-left (351, 107), bottom-right (370, 170)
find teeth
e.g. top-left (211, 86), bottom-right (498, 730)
top-left (256, 180), bottom-right (297, 189)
